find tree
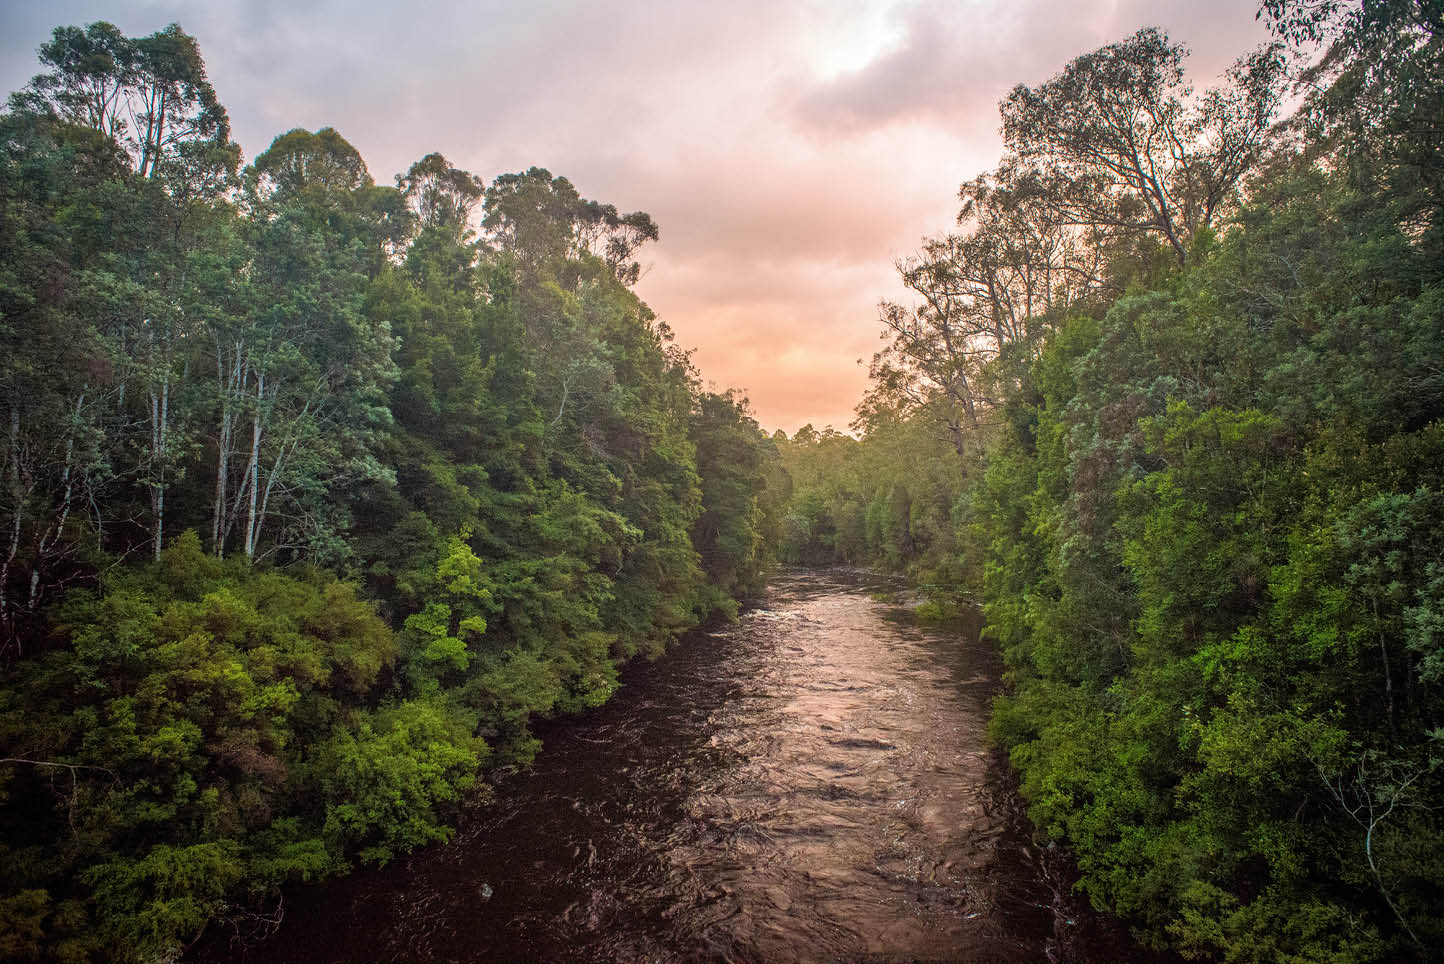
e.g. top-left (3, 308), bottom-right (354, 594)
top-left (689, 390), bottom-right (773, 608)
top-left (207, 128), bottom-right (397, 562)
top-left (17, 22), bottom-right (232, 181)
top-left (398, 152), bottom-right (484, 236)
top-left (2, 24), bottom-right (241, 577)
top-left (861, 161), bottom-right (1108, 454)
top-left (1000, 27), bottom-right (1285, 265)
top-left (482, 166), bottom-right (657, 286)
top-left (1262, 0), bottom-right (1444, 241)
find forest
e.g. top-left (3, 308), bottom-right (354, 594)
top-left (2, 0), bottom-right (1442, 961)
top-left (0, 20), bottom-right (781, 959)
top-left (777, 1), bottom-right (1444, 961)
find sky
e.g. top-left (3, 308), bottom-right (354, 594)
top-left (0, 0), bottom-right (1273, 434)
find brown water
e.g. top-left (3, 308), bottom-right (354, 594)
top-left (200, 569), bottom-right (1140, 963)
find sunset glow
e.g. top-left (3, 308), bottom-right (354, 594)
top-left (0, 0), bottom-right (1271, 433)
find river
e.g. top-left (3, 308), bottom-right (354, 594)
top-left (199, 569), bottom-right (1151, 963)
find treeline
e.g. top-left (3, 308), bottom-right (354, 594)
top-left (0, 22), bottom-right (778, 960)
top-left (791, 2), bottom-right (1444, 961)
top-left (772, 423), bottom-right (973, 620)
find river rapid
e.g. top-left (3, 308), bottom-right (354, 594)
top-left (201, 569), bottom-right (1150, 963)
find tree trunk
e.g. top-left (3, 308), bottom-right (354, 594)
top-left (1, 403), bottom-right (22, 638)
top-left (244, 369), bottom-right (264, 561)
top-left (150, 374), bottom-right (169, 560)
top-left (212, 342), bottom-right (244, 556)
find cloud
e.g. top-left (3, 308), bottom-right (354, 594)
top-left (790, 0), bottom-right (1271, 139)
top-left (790, 4), bottom-right (997, 136)
top-left (0, 0), bottom-right (1273, 435)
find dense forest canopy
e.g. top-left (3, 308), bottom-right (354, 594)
top-left (780, 1), bottom-right (1444, 961)
top-left (0, 20), bottom-right (781, 959)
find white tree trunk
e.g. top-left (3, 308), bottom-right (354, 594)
top-left (244, 369), bottom-right (264, 561)
top-left (149, 375), bottom-right (169, 561)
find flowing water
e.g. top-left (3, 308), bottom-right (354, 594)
top-left (201, 569), bottom-right (1148, 963)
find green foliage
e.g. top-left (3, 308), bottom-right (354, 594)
top-left (400, 536), bottom-right (493, 690)
top-left (85, 841), bottom-right (244, 955)
top-left (972, 171), bottom-right (1444, 962)
top-left (0, 533), bottom-right (407, 958)
top-left (312, 698), bottom-right (484, 865)
top-left (0, 22), bottom-right (775, 959)
top-left (821, 9), bottom-right (1444, 959)
top-left (771, 417), bottom-right (973, 626)
top-left (689, 390), bottom-right (777, 611)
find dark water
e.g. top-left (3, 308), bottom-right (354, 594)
top-left (200, 569), bottom-right (1141, 963)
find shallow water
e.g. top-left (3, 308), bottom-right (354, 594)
top-left (200, 569), bottom-right (1140, 963)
